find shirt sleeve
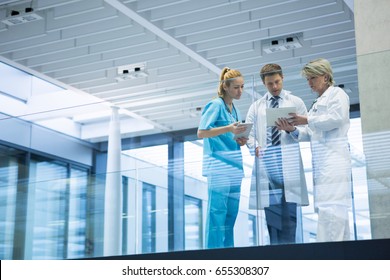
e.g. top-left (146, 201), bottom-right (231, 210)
top-left (198, 99), bottom-right (221, 130)
top-left (290, 129), bottom-right (299, 138)
top-left (287, 95), bottom-right (307, 141)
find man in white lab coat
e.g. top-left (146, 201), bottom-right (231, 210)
top-left (278, 58), bottom-right (352, 242)
top-left (246, 63), bottom-right (309, 245)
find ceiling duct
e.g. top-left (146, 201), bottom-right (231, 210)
top-left (262, 36), bottom-right (302, 54)
top-left (116, 62), bottom-right (148, 82)
top-left (1, 7), bottom-right (42, 26)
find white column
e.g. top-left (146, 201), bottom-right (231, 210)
top-left (103, 106), bottom-right (122, 256)
top-left (355, 0), bottom-right (390, 238)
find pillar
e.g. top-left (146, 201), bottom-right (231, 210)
top-left (355, 0), bottom-right (390, 238)
top-left (103, 106), bottom-right (122, 255)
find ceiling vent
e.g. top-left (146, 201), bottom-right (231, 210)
top-left (262, 36), bottom-right (302, 54)
top-left (116, 62), bottom-right (148, 82)
top-left (1, 8), bottom-right (43, 26)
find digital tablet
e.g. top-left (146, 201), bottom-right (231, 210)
top-left (233, 122), bottom-right (253, 139)
top-left (266, 107), bottom-right (296, 126)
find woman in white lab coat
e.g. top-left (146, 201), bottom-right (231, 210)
top-left (278, 58), bottom-right (352, 242)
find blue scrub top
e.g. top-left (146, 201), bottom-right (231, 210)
top-left (198, 97), bottom-right (244, 177)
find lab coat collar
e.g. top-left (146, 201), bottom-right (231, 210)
top-left (318, 86), bottom-right (334, 100)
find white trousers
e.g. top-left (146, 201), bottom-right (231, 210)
top-left (316, 205), bottom-right (350, 242)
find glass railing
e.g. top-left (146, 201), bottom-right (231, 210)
top-left (0, 124), bottom-right (373, 259)
top-left (0, 62), bottom-right (384, 260)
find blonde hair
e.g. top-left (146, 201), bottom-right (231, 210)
top-left (301, 58), bottom-right (335, 86)
top-left (218, 67), bottom-right (243, 97)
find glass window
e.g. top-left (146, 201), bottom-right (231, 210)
top-left (248, 214), bottom-right (257, 246)
top-left (185, 196), bottom-right (203, 250)
top-left (67, 166), bottom-right (89, 259)
top-left (122, 176), bottom-right (129, 255)
top-left (27, 157), bottom-right (68, 259)
top-left (0, 146), bottom-right (26, 259)
top-left (142, 183), bottom-right (156, 253)
top-left (122, 145), bottom-right (169, 255)
top-left (184, 141), bottom-right (205, 181)
top-left (123, 145), bottom-right (168, 169)
top-left (121, 176), bottom-right (139, 255)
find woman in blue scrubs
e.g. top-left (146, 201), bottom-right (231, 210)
top-left (197, 67), bottom-right (248, 249)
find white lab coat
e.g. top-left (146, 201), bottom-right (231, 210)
top-left (246, 90), bottom-right (309, 209)
top-left (294, 86), bottom-right (352, 210)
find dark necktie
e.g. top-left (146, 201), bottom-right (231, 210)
top-left (270, 96), bottom-right (281, 146)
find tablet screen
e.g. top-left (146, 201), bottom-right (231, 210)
top-left (233, 123), bottom-right (253, 139)
top-left (266, 107), bottom-right (296, 126)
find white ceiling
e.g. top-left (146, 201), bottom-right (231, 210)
top-left (0, 0), bottom-right (358, 142)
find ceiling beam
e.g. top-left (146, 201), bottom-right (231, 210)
top-left (104, 0), bottom-right (221, 75)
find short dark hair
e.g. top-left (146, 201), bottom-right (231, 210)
top-left (260, 63), bottom-right (283, 82)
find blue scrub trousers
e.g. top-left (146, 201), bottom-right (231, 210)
top-left (206, 171), bottom-right (242, 249)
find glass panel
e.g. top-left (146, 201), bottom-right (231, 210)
top-left (27, 158), bottom-right (68, 259)
top-left (0, 116), bottom-right (375, 259)
top-left (248, 214), bottom-right (257, 246)
top-left (299, 118), bottom-right (371, 242)
top-left (0, 56), bottom-right (379, 259)
top-left (67, 167), bottom-right (88, 259)
top-left (346, 118), bottom-right (371, 240)
top-left (185, 196), bottom-right (203, 250)
top-left (122, 176), bottom-right (138, 255)
top-left (142, 183), bottom-right (156, 254)
top-left (0, 146), bottom-right (24, 259)
top-left (122, 145), bottom-right (169, 254)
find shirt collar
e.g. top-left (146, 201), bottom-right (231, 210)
top-left (266, 89), bottom-right (285, 101)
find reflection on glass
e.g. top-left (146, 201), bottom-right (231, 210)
top-left (0, 62), bottom-right (375, 258)
top-left (0, 117), bottom-right (373, 259)
top-left (67, 167), bottom-right (88, 259)
top-left (28, 158), bottom-right (67, 259)
top-left (0, 146), bottom-right (21, 259)
top-left (185, 196), bottom-right (203, 250)
top-left (248, 215), bottom-right (257, 246)
top-left (142, 183), bottom-right (156, 254)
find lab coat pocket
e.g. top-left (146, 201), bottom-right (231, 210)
top-left (315, 104), bottom-right (327, 114)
